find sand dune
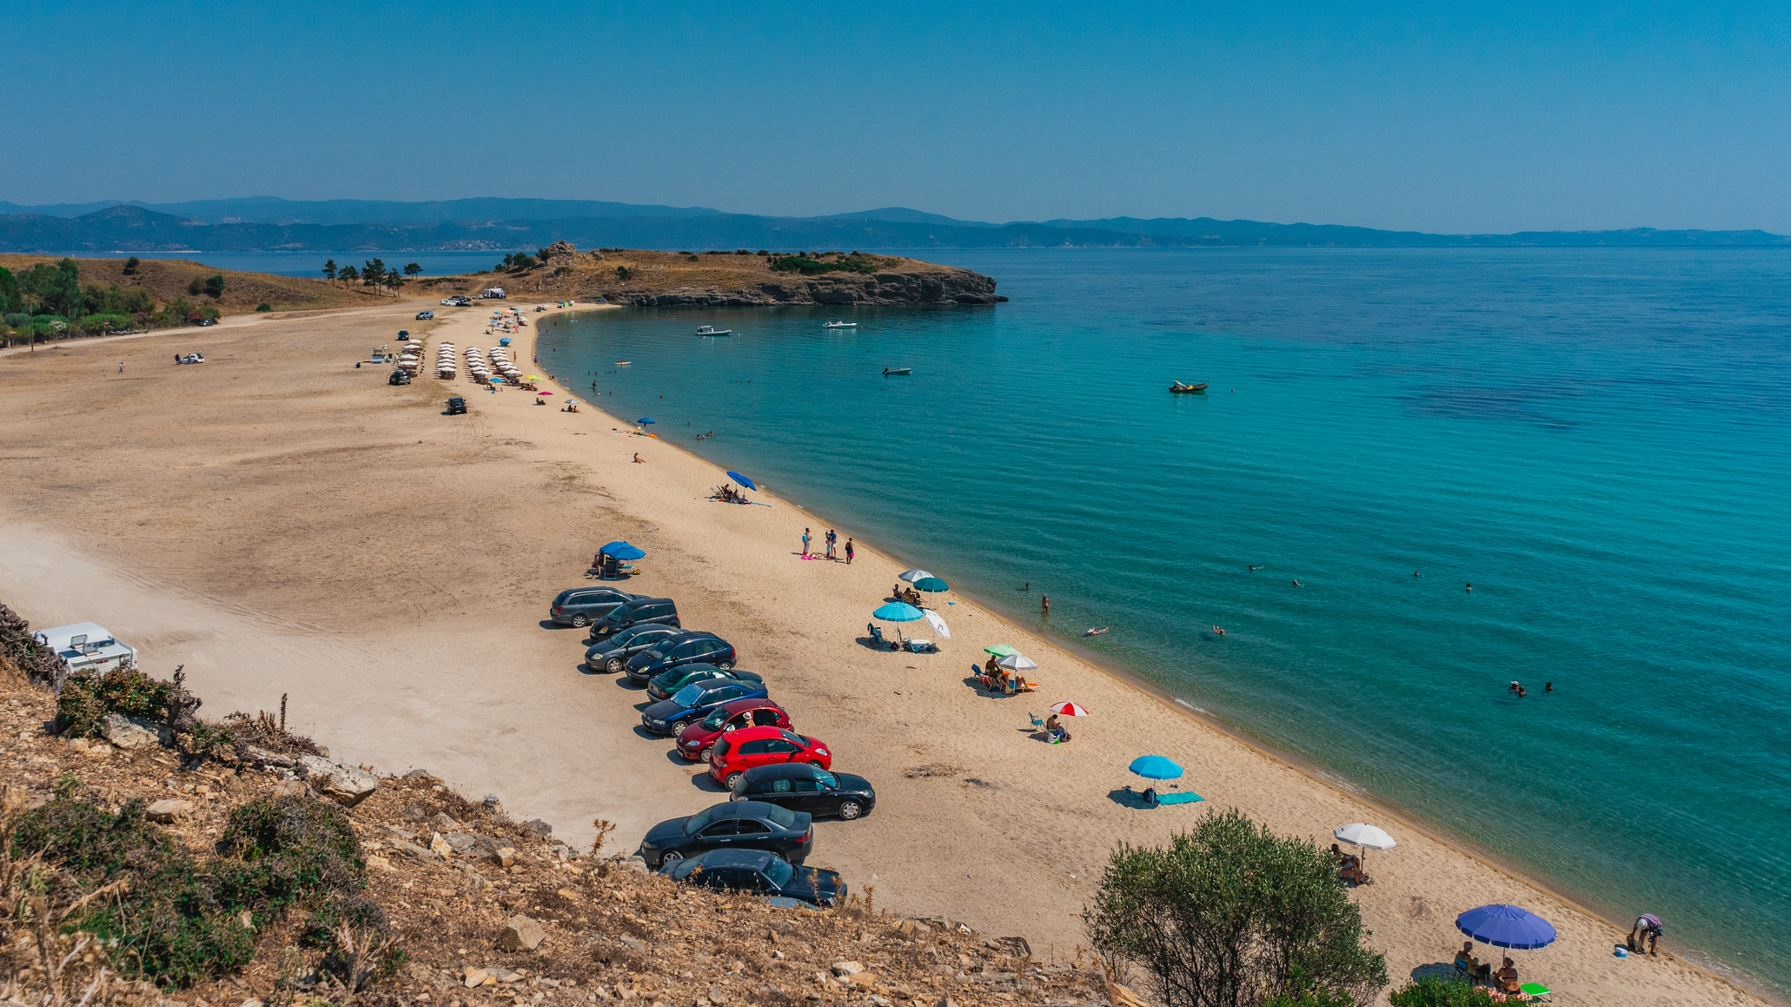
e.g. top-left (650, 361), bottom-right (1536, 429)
top-left (0, 303), bottom-right (1766, 1007)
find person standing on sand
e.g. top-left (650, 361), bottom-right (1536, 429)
top-left (825, 529), bottom-right (837, 560)
top-left (844, 538), bottom-right (854, 564)
top-left (801, 528), bottom-right (811, 557)
top-left (117, 361), bottom-right (125, 373)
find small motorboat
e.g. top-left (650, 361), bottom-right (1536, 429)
top-left (1169, 381), bottom-right (1209, 394)
top-left (882, 367), bottom-right (912, 376)
top-left (823, 321), bottom-right (858, 329)
top-left (696, 325), bottom-right (733, 337)
top-left (614, 360), bottom-right (632, 367)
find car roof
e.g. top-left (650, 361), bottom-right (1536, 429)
top-left (717, 697), bottom-right (780, 715)
top-left (724, 725), bottom-right (800, 743)
top-left (743, 763), bottom-right (823, 783)
top-left (709, 800), bottom-right (782, 820)
top-left (621, 596), bottom-right (674, 607)
top-left (686, 848), bottom-right (778, 869)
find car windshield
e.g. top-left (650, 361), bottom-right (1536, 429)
top-left (671, 683), bottom-right (707, 706)
top-left (639, 646), bottom-right (668, 663)
top-left (814, 771), bottom-right (839, 789)
top-left (780, 731), bottom-right (806, 747)
top-left (701, 710), bottom-right (729, 730)
top-left (612, 625), bottom-right (650, 645)
top-left (683, 807), bottom-right (717, 834)
top-left (763, 857), bottom-right (795, 888)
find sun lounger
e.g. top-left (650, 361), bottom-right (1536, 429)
top-left (905, 638), bottom-right (935, 653)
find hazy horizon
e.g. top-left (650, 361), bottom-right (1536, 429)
top-left (6, 3), bottom-right (1788, 232)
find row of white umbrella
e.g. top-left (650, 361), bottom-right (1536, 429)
top-left (435, 341), bottom-right (458, 379)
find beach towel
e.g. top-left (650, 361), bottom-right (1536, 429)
top-left (1154, 791), bottom-right (1205, 806)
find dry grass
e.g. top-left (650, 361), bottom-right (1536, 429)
top-left (0, 255), bottom-right (386, 316)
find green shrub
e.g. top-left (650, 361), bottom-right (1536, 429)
top-left (1388, 978), bottom-right (1498, 1007)
top-left (255, 302), bottom-right (272, 312)
top-left (13, 791), bottom-right (375, 989)
top-left (768, 253), bottom-right (881, 276)
top-left (54, 665), bottom-right (171, 737)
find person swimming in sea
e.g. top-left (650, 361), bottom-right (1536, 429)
top-left (1291, 579), bottom-right (1303, 588)
top-left (1084, 626), bottom-right (1109, 637)
top-left (1248, 564), bottom-right (1262, 572)
top-left (1212, 625), bottom-right (1226, 637)
top-left (1465, 582), bottom-right (1474, 593)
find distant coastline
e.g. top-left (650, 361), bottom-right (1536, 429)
top-left (1, 197), bottom-right (1784, 254)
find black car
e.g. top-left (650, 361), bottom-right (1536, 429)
top-left (637, 800), bottom-right (812, 868)
top-left (625, 633), bottom-right (736, 683)
top-left (446, 396), bottom-right (467, 415)
top-left (388, 370), bottom-right (411, 386)
top-left (548, 586), bottom-right (637, 628)
top-left (660, 848), bottom-right (845, 907)
top-left (588, 596), bottom-right (680, 639)
top-left (584, 624), bottom-right (692, 673)
top-left (730, 763), bottom-right (876, 821)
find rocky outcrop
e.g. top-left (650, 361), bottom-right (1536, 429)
top-left (613, 268), bottom-right (1002, 307)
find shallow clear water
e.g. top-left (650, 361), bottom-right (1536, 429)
top-left (532, 248), bottom-right (1791, 996)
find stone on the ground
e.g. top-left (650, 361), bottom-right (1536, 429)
top-left (146, 797), bottom-right (192, 823)
top-left (498, 914), bottom-right (546, 952)
top-left (831, 961), bottom-right (864, 977)
top-left (101, 713), bottom-right (163, 750)
top-left (295, 754), bottom-right (379, 806)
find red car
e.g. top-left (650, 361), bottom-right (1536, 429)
top-left (675, 699), bottom-right (793, 763)
top-left (708, 726), bottom-right (832, 789)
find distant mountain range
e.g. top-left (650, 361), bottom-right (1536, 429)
top-left (0, 197), bottom-right (1783, 252)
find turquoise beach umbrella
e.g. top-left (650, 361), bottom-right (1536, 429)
top-left (872, 602), bottom-right (925, 623)
top-left (914, 577), bottom-right (950, 593)
top-left (1129, 755), bottom-right (1184, 781)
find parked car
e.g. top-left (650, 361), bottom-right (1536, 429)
top-left (584, 624), bottom-right (691, 674)
top-left (388, 370), bottom-right (411, 386)
top-left (624, 633), bottom-right (736, 683)
top-left (547, 586), bottom-right (637, 628)
top-left (730, 763), bottom-right (876, 820)
top-left (660, 848), bottom-right (845, 907)
top-left (445, 396), bottom-right (468, 415)
top-left (441, 296), bottom-right (472, 307)
top-left (646, 664), bottom-right (763, 702)
top-left (637, 801), bottom-right (812, 868)
top-left (640, 678), bottom-right (769, 736)
top-left (588, 596), bottom-right (680, 640)
top-left (709, 727), bottom-right (832, 789)
top-left (415, 311), bottom-right (435, 320)
top-left (397, 329), bottom-right (410, 338)
top-left (675, 699), bottom-right (791, 763)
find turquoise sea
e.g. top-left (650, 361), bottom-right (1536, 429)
top-left (529, 248), bottom-right (1791, 997)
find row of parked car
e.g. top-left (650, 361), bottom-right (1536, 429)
top-left (548, 585), bottom-right (877, 908)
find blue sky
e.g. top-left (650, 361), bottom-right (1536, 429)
top-left (6, 2), bottom-right (1788, 231)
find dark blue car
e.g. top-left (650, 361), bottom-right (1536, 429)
top-left (640, 678), bottom-right (770, 736)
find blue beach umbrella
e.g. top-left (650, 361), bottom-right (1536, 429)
top-left (727, 471), bottom-right (758, 492)
top-left (599, 541), bottom-right (647, 561)
top-left (914, 576), bottom-right (950, 593)
top-left (872, 602), bottom-right (925, 623)
top-left (1129, 755), bottom-right (1184, 781)
top-left (1456, 905), bottom-right (1557, 951)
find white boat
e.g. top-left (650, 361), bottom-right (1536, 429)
top-left (695, 325), bottom-right (733, 337)
top-left (823, 321), bottom-right (858, 329)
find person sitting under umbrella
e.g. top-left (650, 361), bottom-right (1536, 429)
top-left (1454, 942), bottom-right (1492, 983)
top-left (1496, 958), bottom-right (1521, 995)
top-left (1044, 713), bottom-right (1071, 743)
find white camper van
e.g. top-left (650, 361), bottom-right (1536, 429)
top-left (35, 622), bottom-right (138, 674)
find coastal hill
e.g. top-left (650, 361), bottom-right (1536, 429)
top-left (0, 604), bottom-right (1111, 1006)
top-left (425, 243), bottom-right (1002, 306)
top-left (1, 197), bottom-right (1784, 252)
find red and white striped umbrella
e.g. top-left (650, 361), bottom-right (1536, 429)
top-left (1049, 701), bottom-right (1090, 717)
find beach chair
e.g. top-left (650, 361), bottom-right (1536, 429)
top-left (868, 624), bottom-right (893, 649)
top-left (1518, 983), bottom-right (1551, 1001)
top-left (905, 638), bottom-right (935, 653)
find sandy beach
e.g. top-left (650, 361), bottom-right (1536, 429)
top-left (0, 301), bottom-right (1767, 1007)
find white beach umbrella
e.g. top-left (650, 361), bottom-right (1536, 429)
top-left (898, 569), bottom-right (934, 584)
top-left (1334, 822), bottom-right (1397, 871)
top-left (1334, 823), bottom-right (1396, 851)
top-left (923, 609), bottom-right (952, 640)
top-left (996, 653), bottom-right (1039, 672)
